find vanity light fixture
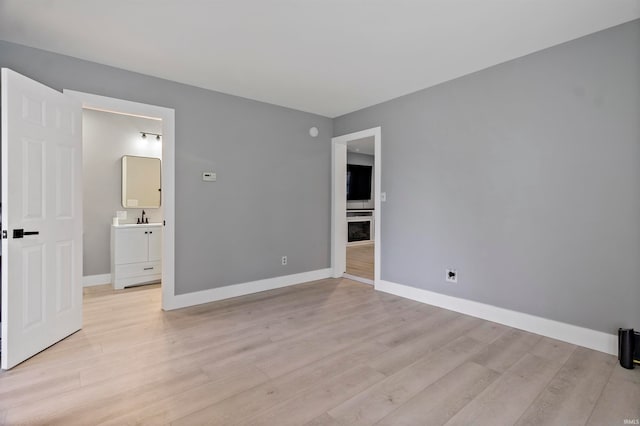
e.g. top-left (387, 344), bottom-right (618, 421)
top-left (140, 132), bottom-right (162, 141)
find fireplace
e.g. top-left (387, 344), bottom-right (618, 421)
top-left (348, 220), bottom-right (371, 242)
top-left (347, 212), bottom-right (374, 244)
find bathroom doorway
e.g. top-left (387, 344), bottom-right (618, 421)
top-left (64, 90), bottom-right (176, 310)
top-left (0, 72), bottom-right (176, 369)
top-left (82, 109), bottom-right (163, 290)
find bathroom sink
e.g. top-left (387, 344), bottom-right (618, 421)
top-left (113, 223), bottom-right (162, 227)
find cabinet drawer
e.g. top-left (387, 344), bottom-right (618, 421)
top-left (115, 261), bottom-right (162, 279)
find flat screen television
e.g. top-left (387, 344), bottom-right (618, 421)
top-left (347, 164), bottom-right (372, 200)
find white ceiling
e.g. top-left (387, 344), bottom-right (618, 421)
top-left (1, 1), bottom-right (638, 118)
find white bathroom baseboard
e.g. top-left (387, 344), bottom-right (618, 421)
top-left (83, 274), bottom-right (111, 287)
top-left (376, 279), bottom-right (618, 355)
top-left (163, 268), bottom-right (334, 311)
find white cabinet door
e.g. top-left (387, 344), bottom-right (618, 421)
top-left (1, 68), bottom-right (83, 370)
top-left (147, 228), bottom-right (162, 262)
top-left (114, 228), bottom-right (148, 264)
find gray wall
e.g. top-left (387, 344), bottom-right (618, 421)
top-left (83, 109), bottom-right (162, 276)
top-left (347, 152), bottom-right (375, 210)
top-left (0, 40), bottom-right (332, 295)
top-left (334, 20), bottom-right (640, 334)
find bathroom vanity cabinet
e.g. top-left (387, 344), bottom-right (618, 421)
top-left (111, 223), bottom-right (162, 289)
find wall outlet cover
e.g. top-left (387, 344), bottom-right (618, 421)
top-left (202, 172), bottom-right (217, 182)
top-left (116, 211), bottom-right (127, 219)
top-left (446, 269), bottom-right (458, 283)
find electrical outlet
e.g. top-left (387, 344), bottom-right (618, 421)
top-left (281, 256), bottom-right (287, 266)
top-left (202, 172), bottom-right (216, 182)
top-left (446, 269), bottom-right (457, 283)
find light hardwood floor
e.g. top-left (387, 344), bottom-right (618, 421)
top-left (0, 279), bottom-right (638, 425)
top-left (346, 243), bottom-right (374, 280)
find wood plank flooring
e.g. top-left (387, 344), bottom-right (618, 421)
top-left (346, 243), bottom-right (374, 280)
top-left (0, 279), bottom-right (638, 425)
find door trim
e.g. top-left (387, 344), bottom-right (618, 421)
top-left (331, 127), bottom-right (382, 285)
top-left (63, 90), bottom-right (176, 311)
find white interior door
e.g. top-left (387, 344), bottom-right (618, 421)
top-left (1, 68), bottom-right (83, 370)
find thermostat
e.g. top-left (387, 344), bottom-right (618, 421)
top-left (202, 172), bottom-right (217, 182)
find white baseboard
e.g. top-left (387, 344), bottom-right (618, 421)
top-left (163, 268), bottom-right (333, 311)
top-left (82, 274), bottom-right (111, 287)
top-left (376, 280), bottom-right (618, 355)
top-left (343, 273), bottom-right (374, 286)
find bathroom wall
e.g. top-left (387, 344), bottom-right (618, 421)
top-left (82, 109), bottom-right (163, 277)
top-left (346, 152), bottom-right (375, 210)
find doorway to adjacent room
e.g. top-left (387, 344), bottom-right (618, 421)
top-left (331, 127), bottom-right (381, 286)
top-left (64, 90), bottom-right (176, 310)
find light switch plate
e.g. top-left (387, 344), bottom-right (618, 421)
top-left (116, 211), bottom-right (127, 219)
top-left (202, 172), bottom-right (217, 182)
top-left (380, 192), bottom-right (387, 202)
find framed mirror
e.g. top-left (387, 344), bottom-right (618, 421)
top-left (122, 155), bottom-right (161, 208)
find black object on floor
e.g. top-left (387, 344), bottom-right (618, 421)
top-left (618, 328), bottom-right (635, 369)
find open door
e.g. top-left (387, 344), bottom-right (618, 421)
top-left (1, 69), bottom-right (83, 370)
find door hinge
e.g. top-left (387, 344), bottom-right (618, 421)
top-left (2, 230), bottom-right (6, 239)
top-left (163, 220), bottom-right (166, 226)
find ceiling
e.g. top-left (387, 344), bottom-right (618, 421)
top-left (1, 1), bottom-right (638, 118)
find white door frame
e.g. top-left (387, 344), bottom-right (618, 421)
top-left (331, 127), bottom-right (381, 284)
top-left (63, 90), bottom-right (176, 311)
